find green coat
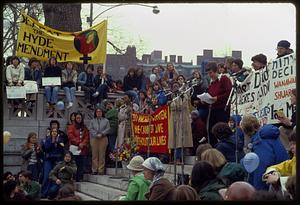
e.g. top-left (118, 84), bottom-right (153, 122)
top-left (49, 160), bottom-right (77, 184)
top-left (199, 179), bottom-right (226, 200)
top-left (105, 108), bottom-right (118, 135)
top-left (124, 173), bottom-right (151, 201)
top-left (23, 180), bottom-right (41, 200)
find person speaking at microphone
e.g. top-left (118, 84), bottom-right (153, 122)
top-left (205, 62), bottom-right (232, 147)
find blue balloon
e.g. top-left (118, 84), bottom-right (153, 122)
top-left (242, 152), bottom-right (260, 173)
top-left (56, 101), bottom-right (65, 110)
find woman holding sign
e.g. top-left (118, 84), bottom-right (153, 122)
top-left (67, 112), bottom-right (89, 181)
top-left (43, 57), bottom-right (62, 111)
top-left (6, 56), bottom-right (25, 108)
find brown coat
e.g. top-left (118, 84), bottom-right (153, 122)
top-left (145, 178), bottom-right (175, 201)
top-left (168, 93), bottom-right (193, 149)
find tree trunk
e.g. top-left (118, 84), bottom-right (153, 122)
top-left (43, 3), bottom-right (82, 32)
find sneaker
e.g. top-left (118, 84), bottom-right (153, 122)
top-left (92, 91), bottom-right (99, 97)
top-left (66, 102), bottom-right (73, 109)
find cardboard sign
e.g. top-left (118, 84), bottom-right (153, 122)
top-left (42, 77), bottom-right (61, 86)
top-left (6, 86), bottom-right (26, 99)
top-left (24, 80), bottom-right (38, 93)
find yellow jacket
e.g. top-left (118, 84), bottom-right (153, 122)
top-left (264, 156), bottom-right (296, 177)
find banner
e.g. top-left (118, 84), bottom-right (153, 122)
top-left (16, 12), bottom-right (107, 64)
top-left (131, 105), bottom-right (169, 154)
top-left (231, 53), bottom-right (296, 124)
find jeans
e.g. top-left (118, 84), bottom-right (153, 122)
top-left (125, 90), bottom-right (139, 104)
top-left (74, 155), bottom-right (86, 181)
top-left (175, 148), bottom-right (182, 161)
top-left (108, 134), bottom-right (117, 151)
top-left (41, 159), bottom-right (57, 197)
top-left (63, 87), bottom-right (76, 103)
top-left (45, 86), bottom-right (60, 104)
top-left (27, 163), bottom-right (39, 181)
top-left (48, 183), bottom-right (61, 199)
top-left (96, 84), bottom-right (109, 98)
top-left (82, 85), bottom-right (96, 104)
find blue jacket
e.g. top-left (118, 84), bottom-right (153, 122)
top-left (42, 135), bottom-right (65, 161)
top-left (156, 90), bottom-right (167, 106)
top-left (77, 72), bottom-right (94, 87)
top-left (247, 124), bottom-right (289, 190)
top-left (215, 134), bottom-right (245, 163)
top-left (230, 115), bottom-right (245, 148)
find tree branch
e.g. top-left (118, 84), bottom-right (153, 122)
top-left (107, 40), bottom-right (126, 54)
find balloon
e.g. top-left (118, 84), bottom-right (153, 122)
top-left (150, 74), bottom-right (156, 83)
top-left (3, 131), bottom-right (12, 144)
top-left (56, 101), bottom-right (65, 110)
top-left (242, 152), bottom-right (260, 173)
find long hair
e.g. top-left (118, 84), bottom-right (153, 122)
top-left (74, 112), bottom-right (85, 129)
top-left (191, 161), bottom-right (216, 193)
top-left (24, 132), bottom-right (40, 150)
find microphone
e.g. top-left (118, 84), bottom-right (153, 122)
top-left (230, 68), bottom-right (248, 77)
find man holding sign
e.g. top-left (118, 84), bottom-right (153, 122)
top-left (43, 57), bottom-right (62, 111)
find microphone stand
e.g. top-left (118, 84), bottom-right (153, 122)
top-left (172, 85), bottom-right (193, 185)
top-left (225, 74), bottom-right (240, 163)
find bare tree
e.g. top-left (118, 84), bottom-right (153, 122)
top-left (3, 3), bottom-right (43, 57)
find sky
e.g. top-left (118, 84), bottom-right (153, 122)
top-left (84, 3), bottom-right (295, 67)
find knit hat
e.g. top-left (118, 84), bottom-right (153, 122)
top-left (127, 155), bottom-right (144, 171)
top-left (251, 54), bottom-right (267, 65)
top-left (142, 157), bottom-right (165, 172)
top-left (277, 40), bottom-right (290, 49)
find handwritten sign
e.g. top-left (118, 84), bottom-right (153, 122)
top-left (24, 80), bottom-right (38, 94)
top-left (6, 86), bottom-right (26, 99)
top-left (231, 53), bottom-right (296, 124)
top-left (42, 77), bottom-right (61, 86)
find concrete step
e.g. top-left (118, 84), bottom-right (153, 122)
top-left (184, 156), bottom-right (196, 165)
top-left (75, 181), bottom-right (126, 200)
top-left (3, 153), bottom-right (22, 166)
top-left (75, 191), bottom-right (99, 201)
top-left (83, 174), bottom-right (129, 191)
top-left (105, 163), bottom-right (193, 176)
top-left (105, 168), bottom-right (181, 185)
top-left (3, 165), bottom-right (21, 174)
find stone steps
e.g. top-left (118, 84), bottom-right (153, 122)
top-left (83, 174), bottom-right (129, 191)
top-left (75, 181), bottom-right (126, 200)
top-left (75, 191), bottom-right (99, 201)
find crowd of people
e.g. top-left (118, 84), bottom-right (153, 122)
top-left (3, 40), bottom-right (296, 201)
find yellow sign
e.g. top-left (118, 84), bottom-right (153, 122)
top-left (16, 12), bottom-right (107, 64)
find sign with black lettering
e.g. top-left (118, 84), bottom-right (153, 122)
top-left (231, 53), bottom-right (296, 124)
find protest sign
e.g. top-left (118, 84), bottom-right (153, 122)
top-left (231, 53), bottom-right (296, 124)
top-left (6, 86), bottom-right (26, 99)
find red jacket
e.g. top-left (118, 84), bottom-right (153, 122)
top-left (208, 75), bottom-right (232, 109)
top-left (67, 124), bottom-right (89, 156)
